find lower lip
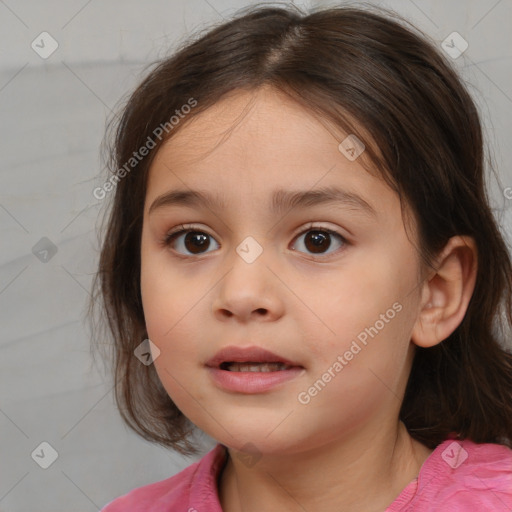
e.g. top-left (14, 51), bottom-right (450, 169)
top-left (207, 366), bottom-right (305, 393)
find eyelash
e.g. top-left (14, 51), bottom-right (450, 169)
top-left (163, 222), bottom-right (349, 259)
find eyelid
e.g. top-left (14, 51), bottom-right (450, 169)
top-left (164, 222), bottom-right (348, 241)
top-left (164, 223), bottom-right (215, 243)
top-left (293, 221), bottom-right (346, 238)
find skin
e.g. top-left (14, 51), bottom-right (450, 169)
top-left (140, 86), bottom-right (477, 511)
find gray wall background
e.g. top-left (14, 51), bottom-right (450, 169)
top-left (1, 0), bottom-right (511, 510)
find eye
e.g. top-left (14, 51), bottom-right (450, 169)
top-left (163, 224), bottom-right (347, 258)
top-left (164, 226), bottom-right (220, 256)
top-left (291, 225), bottom-right (347, 257)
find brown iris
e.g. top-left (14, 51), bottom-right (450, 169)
top-left (303, 230), bottom-right (332, 253)
top-left (183, 231), bottom-right (211, 254)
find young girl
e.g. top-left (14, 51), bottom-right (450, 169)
top-left (93, 3), bottom-right (512, 511)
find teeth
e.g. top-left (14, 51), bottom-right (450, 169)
top-left (225, 362), bottom-right (291, 372)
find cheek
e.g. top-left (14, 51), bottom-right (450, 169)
top-left (141, 274), bottom-right (198, 362)
top-left (140, 246), bottom-right (195, 338)
top-left (309, 262), bottom-right (398, 333)
top-left (302, 250), bottom-right (419, 374)
top-left (140, 256), bottom-right (194, 388)
top-left (142, 274), bottom-right (206, 414)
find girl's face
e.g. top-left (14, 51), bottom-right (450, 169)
top-left (140, 86), bottom-right (425, 455)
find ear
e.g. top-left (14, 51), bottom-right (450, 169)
top-left (412, 235), bottom-right (478, 348)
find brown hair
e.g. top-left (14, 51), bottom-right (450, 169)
top-left (90, 3), bottom-right (512, 455)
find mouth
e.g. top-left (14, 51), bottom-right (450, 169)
top-left (219, 361), bottom-right (295, 372)
top-left (206, 347), bottom-right (305, 393)
top-left (206, 345), bottom-right (303, 372)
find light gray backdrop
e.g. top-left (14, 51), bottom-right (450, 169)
top-left (1, 0), bottom-right (511, 510)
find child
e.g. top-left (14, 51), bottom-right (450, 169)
top-left (93, 3), bottom-right (512, 511)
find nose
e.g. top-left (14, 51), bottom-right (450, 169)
top-left (211, 246), bottom-right (285, 323)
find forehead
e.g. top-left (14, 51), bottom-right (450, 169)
top-left (154, 87), bottom-right (341, 168)
top-left (145, 86), bottom-right (397, 220)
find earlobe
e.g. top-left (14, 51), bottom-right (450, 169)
top-left (412, 235), bottom-right (478, 348)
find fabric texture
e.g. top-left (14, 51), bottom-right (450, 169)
top-left (101, 438), bottom-right (512, 511)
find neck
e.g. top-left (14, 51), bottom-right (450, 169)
top-left (218, 421), bottom-right (433, 512)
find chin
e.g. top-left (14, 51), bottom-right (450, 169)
top-left (208, 424), bottom-right (311, 456)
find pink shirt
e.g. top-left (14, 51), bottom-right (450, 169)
top-left (101, 438), bottom-right (512, 511)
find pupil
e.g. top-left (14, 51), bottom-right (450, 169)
top-left (305, 230), bottom-right (330, 253)
top-left (185, 232), bottom-right (210, 254)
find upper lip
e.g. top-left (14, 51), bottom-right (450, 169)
top-left (206, 346), bottom-right (303, 368)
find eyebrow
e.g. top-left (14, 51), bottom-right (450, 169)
top-left (148, 185), bottom-right (377, 218)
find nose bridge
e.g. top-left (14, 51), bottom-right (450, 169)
top-left (212, 234), bottom-right (283, 321)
